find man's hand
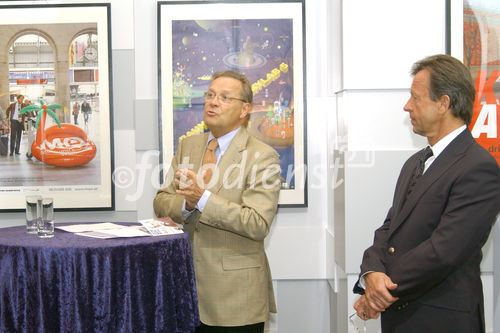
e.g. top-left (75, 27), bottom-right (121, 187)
top-left (175, 169), bottom-right (205, 211)
top-left (354, 295), bottom-right (380, 319)
top-left (364, 272), bottom-right (399, 312)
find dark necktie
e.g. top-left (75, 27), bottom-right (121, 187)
top-left (405, 146), bottom-right (433, 201)
top-left (202, 138), bottom-right (219, 185)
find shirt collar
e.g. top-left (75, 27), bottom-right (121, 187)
top-left (429, 125), bottom-right (466, 159)
top-left (207, 127), bottom-right (241, 153)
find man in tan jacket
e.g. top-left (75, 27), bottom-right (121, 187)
top-left (154, 70), bottom-right (281, 333)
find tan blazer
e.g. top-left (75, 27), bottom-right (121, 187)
top-left (154, 127), bottom-right (281, 326)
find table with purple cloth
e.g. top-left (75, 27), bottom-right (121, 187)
top-left (0, 223), bottom-right (199, 333)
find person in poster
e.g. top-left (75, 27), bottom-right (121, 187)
top-left (72, 101), bottom-right (80, 125)
top-left (81, 99), bottom-right (91, 125)
top-left (6, 94), bottom-right (26, 156)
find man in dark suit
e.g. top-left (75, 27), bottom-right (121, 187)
top-left (353, 54), bottom-right (500, 332)
top-left (154, 70), bottom-right (281, 333)
top-left (5, 95), bottom-right (25, 156)
top-left (81, 99), bottom-right (91, 124)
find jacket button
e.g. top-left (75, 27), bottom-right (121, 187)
top-left (388, 247), bottom-right (395, 255)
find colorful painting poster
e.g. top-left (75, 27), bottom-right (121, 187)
top-left (159, 1), bottom-right (306, 206)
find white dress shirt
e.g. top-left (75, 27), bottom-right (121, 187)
top-left (423, 125), bottom-right (466, 173)
top-left (12, 103), bottom-right (20, 121)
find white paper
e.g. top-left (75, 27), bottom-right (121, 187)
top-left (57, 223), bottom-right (152, 239)
top-left (75, 231), bottom-right (118, 239)
top-left (57, 223), bottom-right (124, 233)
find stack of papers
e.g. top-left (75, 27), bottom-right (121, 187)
top-left (140, 217), bottom-right (184, 236)
top-left (56, 217), bottom-right (183, 239)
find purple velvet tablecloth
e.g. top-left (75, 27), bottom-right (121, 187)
top-left (0, 223), bottom-right (199, 333)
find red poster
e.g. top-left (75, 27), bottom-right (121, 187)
top-left (469, 71), bottom-right (500, 166)
top-left (464, 3), bottom-right (500, 166)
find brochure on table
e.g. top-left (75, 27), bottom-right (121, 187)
top-left (56, 217), bottom-right (183, 239)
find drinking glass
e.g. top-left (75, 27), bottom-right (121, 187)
top-left (349, 313), bottom-right (367, 333)
top-left (25, 195), bottom-right (42, 234)
top-left (37, 197), bottom-right (54, 238)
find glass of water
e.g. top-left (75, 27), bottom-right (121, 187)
top-left (37, 197), bottom-right (54, 238)
top-left (25, 195), bottom-right (42, 234)
top-left (349, 313), bottom-right (367, 333)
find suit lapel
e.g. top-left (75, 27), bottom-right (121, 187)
top-left (392, 155), bottom-right (420, 216)
top-left (209, 127), bottom-right (248, 193)
top-left (186, 132), bottom-right (208, 172)
top-left (389, 130), bottom-right (474, 237)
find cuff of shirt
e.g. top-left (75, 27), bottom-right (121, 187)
top-left (359, 271), bottom-right (374, 289)
top-left (196, 190), bottom-right (211, 212)
top-left (181, 190), bottom-right (211, 220)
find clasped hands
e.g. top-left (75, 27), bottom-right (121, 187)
top-left (175, 169), bottom-right (206, 211)
top-left (354, 272), bottom-right (398, 320)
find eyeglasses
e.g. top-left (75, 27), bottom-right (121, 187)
top-left (203, 91), bottom-right (247, 104)
top-left (348, 313), bottom-right (367, 333)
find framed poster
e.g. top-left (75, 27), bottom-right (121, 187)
top-left (158, 0), bottom-right (307, 207)
top-left (0, 3), bottom-right (114, 211)
top-left (448, 0), bottom-right (500, 166)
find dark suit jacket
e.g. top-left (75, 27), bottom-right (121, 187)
top-left (81, 102), bottom-right (91, 113)
top-left (354, 129), bottom-right (500, 332)
top-left (6, 102), bottom-right (27, 122)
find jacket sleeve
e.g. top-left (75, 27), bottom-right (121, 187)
top-left (6, 105), bottom-right (12, 118)
top-left (153, 140), bottom-right (187, 224)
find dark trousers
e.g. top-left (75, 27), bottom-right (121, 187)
top-left (195, 322), bottom-right (265, 333)
top-left (73, 114), bottom-right (78, 125)
top-left (10, 119), bottom-right (23, 154)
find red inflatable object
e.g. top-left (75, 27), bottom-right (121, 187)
top-left (31, 111), bottom-right (96, 167)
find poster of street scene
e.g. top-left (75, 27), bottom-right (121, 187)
top-left (158, 1), bottom-right (307, 206)
top-left (0, 4), bottom-right (113, 210)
